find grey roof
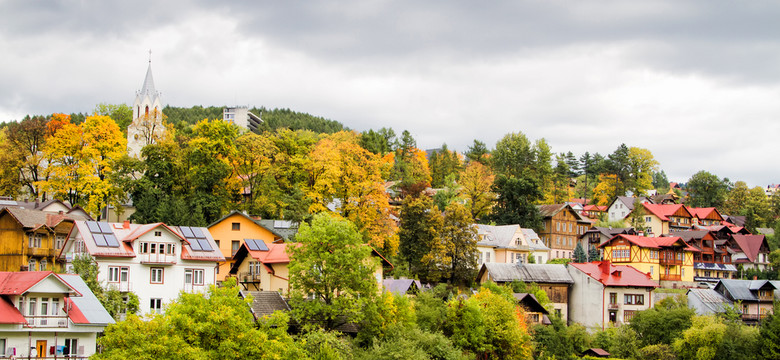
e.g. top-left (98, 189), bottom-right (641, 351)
top-left (513, 293), bottom-right (549, 314)
top-left (687, 288), bottom-right (733, 315)
top-left (671, 230), bottom-right (711, 242)
top-left (139, 62), bottom-right (159, 100)
top-left (0, 207), bottom-right (88, 230)
top-left (716, 279), bottom-right (778, 301)
top-left (476, 224), bottom-right (527, 249)
top-left (694, 262), bottom-right (737, 272)
top-left (59, 274), bottom-right (115, 325)
top-left (522, 228), bottom-right (550, 251)
top-left (480, 263), bottom-right (573, 284)
top-left (243, 291), bottom-right (290, 319)
top-left (383, 278), bottom-right (423, 295)
top-left (257, 219), bottom-right (299, 241)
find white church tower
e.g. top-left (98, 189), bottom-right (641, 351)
top-left (127, 54), bottom-right (166, 158)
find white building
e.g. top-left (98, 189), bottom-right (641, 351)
top-left (58, 221), bottom-right (224, 315)
top-left (0, 271), bottom-right (114, 358)
top-left (127, 59), bottom-right (166, 158)
top-left (223, 106), bottom-right (262, 133)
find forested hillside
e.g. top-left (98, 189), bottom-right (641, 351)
top-left (162, 105), bottom-right (347, 134)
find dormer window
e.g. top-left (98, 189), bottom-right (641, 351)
top-left (154, 231), bottom-right (162, 237)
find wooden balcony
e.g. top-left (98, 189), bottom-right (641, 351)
top-left (27, 247), bottom-right (55, 257)
top-left (24, 315), bottom-right (69, 328)
top-left (239, 272), bottom-right (262, 283)
top-left (608, 303), bottom-right (620, 310)
top-left (659, 252), bottom-right (683, 265)
top-left (660, 274), bottom-right (681, 281)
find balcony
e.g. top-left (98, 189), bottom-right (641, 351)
top-left (239, 272), bottom-right (262, 283)
top-left (27, 247), bottom-right (55, 257)
top-left (608, 303), bottom-right (620, 310)
top-left (107, 282), bottom-right (133, 292)
top-left (660, 274), bottom-right (682, 281)
top-left (139, 253), bottom-right (177, 265)
top-left (741, 314), bottom-right (768, 322)
top-left (659, 252), bottom-right (683, 266)
top-left (24, 315), bottom-right (69, 328)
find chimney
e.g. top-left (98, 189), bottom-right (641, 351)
top-left (123, 220), bottom-right (130, 229)
top-left (598, 260), bottom-right (611, 274)
top-left (753, 276), bottom-right (758, 280)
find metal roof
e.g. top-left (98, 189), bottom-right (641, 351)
top-left (481, 263), bottom-right (574, 284)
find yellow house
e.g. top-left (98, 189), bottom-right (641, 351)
top-left (207, 211), bottom-right (285, 281)
top-left (229, 241), bottom-right (392, 294)
top-left (631, 203), bottom-right (694, 236)
top-left (0, 207), bottom-right (86, 272)
top-left (599, 234), bottom-right (698, 285)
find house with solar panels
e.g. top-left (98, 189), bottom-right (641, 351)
top-left (57, 220), bottom-right (224, 315)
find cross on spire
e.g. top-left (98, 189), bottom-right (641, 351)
top-left (148, 49), bottom-right (152, 64)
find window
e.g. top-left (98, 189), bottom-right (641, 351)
top-left (150, 243), bottom-right (157, 254)
top-left (214, 240), bottom-right (220, 249)
top-left (166, 244), bottom-right (175, 254)
top-left (28, 232), bottom-right (43, 248)
top-left (0, 338), bottom-right (5, 356)
top-left (650, 266), bottom-right (654, 275)
top-left (120, 267), bottom-right (129, 282)
top-left (645, 216), bottom-right (652, 223)
top-left (154, 231), bottom-right (162, 237)
top-left (39, 259), bottom-right (47, 271)
top-left (151, 267), bottom-right (163, 284)
top-left (109, 267), bottom-right (120, 282)
top-left (29, 298), bottom-right (36, 316)
top-left (232, 222), bottom-right (241, 231)
top-left (150, 298), bottom-right (163, 314)
top-left (485, 252), bottom-right (491, 263)
top-left (556, 223), bottom-right (560, 231)
top-left (140, 242), bottom-right (148, 254)
top-left (624, 294), bottom-right (644, 305)
top-left (611, 248), bottom-right (630, 261)
top-left (609, 292), bottom-right (617, 304)
top-left (64, 338), bottom-right (78, 357)
top-left (624, 310), bottom-right (636, 323)
top-left (28, 258), bottom-right (36, 271)
top-left (193, 269), bottom-right (204, 285)
top-left (232, 241), bottom-right (240, 255)
top-left (52, 298), bottom-right (59, 315)
top-left (55, 234), bottom-right (66, 249)
top-left (185, 269), bottom-right (193, 284)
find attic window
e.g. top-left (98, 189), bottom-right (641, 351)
top-left (232, 223), bottom-right (240, 231)
top-left (154, 231), bottom-right (162, 237)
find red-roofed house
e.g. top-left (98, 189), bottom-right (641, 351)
top-left (633, 203), bottom-right (694, 236)
top-left (730, 234), bottom-right (771, 271)
top-left (568, 261), bottom-right (658, 329)
top-left (599, 234), bottom-right (698, 285)
top-left (58, 221), bottom-right (225, 315)
top-left (688, 207), bottom-right (725, 227)
top-left (0, 271), bottom-right (113, 358)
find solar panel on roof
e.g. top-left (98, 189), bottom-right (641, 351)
top-left (245, 239), bottom-right (259, 251)
top-left (93, 233), bottom-right (108, 247)
top-left (180, 226), bottom-right (194, 238)
top-left (86, 221), bottom-right (101, 233)
top-left (198, 239), bottom-right (213, 251)
top-left (191, 227), bottom-right (206, 239)
top-left (189, 238), bottom-right (203, 251)
top-left (104, 234), bottom-right (119, 247)
top-left (97, 222), bottom-right (112, 233)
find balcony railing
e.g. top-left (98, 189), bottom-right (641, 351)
top-left (27, 247), bottom-right (56, 257)
top-left (139, 253), bottom-right (177, 265)
top-left (741, 314), bottom-right (768, 322)
top-left (660, 252), bottom-right (683, 265)
top-left (24, 315), bottom-right (69, 328)
top-left (107, 282), bottom-right (133, 292)
top-left (660, 274), bottom-right (682, 281)
top-left (608, 303), bottom-right (620, 310)
top-left (239, 272), bottom-right (262, 283)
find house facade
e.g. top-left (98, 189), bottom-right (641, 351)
top-left (568, 261), bottom-right (658, 329)
top-left (688, 207), bottom-right (725, 227)
top-left (0, 272), bottom-right (114, 358)
top-left (207, 211), bottom-right (284, 282)
top-left (538, 204), bottom-right (591, 260)
top-left (475, 224), bottom-right (532, 265)
top-left (714, 279), bottom-right (778, 324)
top-left (672, 230), bottom-right (737, 282)
top-left (477, 263), bottom-right (574, 322)
top-left (0, 207), bottom-right (87, 272)
top-left (635, 203), bottom-right (694, 236)
top-left (606, 196), bottom-right (649, 223)
top-left (521, 228), bottom-right (550, 264)
top-left (58, 221), bottom-right (224, 315)
top-left (730, 234), bottom-right (771, 270)
top-left (599, 234), bottom-right (697, 286)
top-left (580, 227), bottom-right (637, 260)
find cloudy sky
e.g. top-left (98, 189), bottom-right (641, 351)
top-left (2, 1), bottom-right (779, 187)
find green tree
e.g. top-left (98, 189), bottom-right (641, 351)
top-left (398, 195), bottom-right (445, 282)
top-left (465, 139), bottom-right (489, 164)
top-left (653, 170), bottom-right (670, 193)
top-left (630, 295), bottom-right (695, 346)
top-left (428, 144), bottom-right (462, 188)
top-left (71, 254), bottom-right (139, 320)
top-left (759, 303), bottom-right (780, 360)
top-left (488, 174), bottom-right (543, 231)
top-left (94, 103), bottom-right (133, 133)
top-left (439, 202), bottom-right (478, 285)
top-left (686, 171), bottom-right (731, 208)
top-left (573, 242), bottom-right (587, 263)
top-left (359, 127), bottom-right (396, 155)
top-left (288, 213), bottom-right (379, 331)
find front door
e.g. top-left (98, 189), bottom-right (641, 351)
top-left (36, 340), bottom-right (46, 358)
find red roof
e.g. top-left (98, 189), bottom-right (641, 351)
top-left (0, 298), bottom-right (26, 324)
top-left (584, 205), bottom-right (607, 212)
top-left (248, 243), bottom-right (293, 264)
top-left (641, 203), bottom-right (691, 221)
top-left (64, 297), bottom-right (89, 324)
top-left (0, 271), bottom-right (52, 295)
top-left (570, 261), bottom-right (658, 288)
top-left (599, 234), bottom-right (700, 252)
top-left (688, 207), bottom-right (723, 221)
top-left (731, 235), bottom-right (767, 263)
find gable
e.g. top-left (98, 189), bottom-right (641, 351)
top-left (27, 275), bottom-right (76, 294)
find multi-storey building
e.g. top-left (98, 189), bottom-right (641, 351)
top-left (538, 204), bottom-right (592, 260)
top-left (0, 271), bottom-right (113, 358)
top-left (599, 234), bottom-right (698, 285)
top-left (634, 203), bottom-right (694, 236)
top-left (58, 221), bottom-right (224, 314)
top-left (0, 207), bottom-right (87, 272)
top-left (672, 230), bottom-right (736, 282)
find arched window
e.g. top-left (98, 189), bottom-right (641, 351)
top-left (137, 106), bottom-right (140, 117)
top-left (145, 106), bottom-right (149, 115)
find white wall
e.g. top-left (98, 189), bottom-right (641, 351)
top-left (0, 329), bottom-right (98, 358)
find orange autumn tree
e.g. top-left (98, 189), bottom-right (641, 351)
top-left (307, 131), bottom-right (398, 254)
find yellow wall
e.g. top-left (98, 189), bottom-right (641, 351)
top-left (208, 213), bottom-right (279, 281)
top-left (0, 214), bottom-right (69, 272)
top-left (603, 243), bottom-right (695, 283)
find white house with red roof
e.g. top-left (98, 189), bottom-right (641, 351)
top-left (0, 271), bottom-right (113, 358)
top-left (567, 261), bottom-right (658, 329)
top-left (58, 221), bottom-right (225, 315)
top-left (730, 234), bottom-right (771, 271)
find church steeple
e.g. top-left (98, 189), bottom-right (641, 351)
top-left (128, 54), bottom-right (165, 158)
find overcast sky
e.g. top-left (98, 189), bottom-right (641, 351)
top-left (2, 1), bottom-right (779, 187)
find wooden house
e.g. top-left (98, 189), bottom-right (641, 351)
top-left (537, 204), bottom-right (592, 260)
top-left (599, 234), bottom-right (698, 286)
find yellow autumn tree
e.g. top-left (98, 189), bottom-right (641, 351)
top-left (458, 161), bottom-right (497, 221)
top-left (38, 115), bottom-right (127, 218)
top-left (307, 131), bottom-right (398, 254)
top-left (592, 174), bottom-right (623, 206)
